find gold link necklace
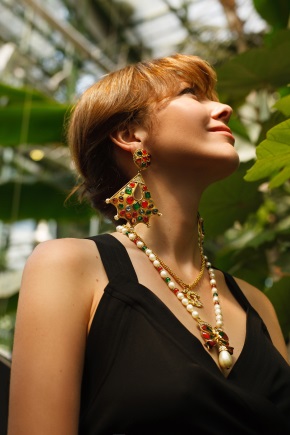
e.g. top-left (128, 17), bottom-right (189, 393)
top-left (134, 232), bottom-right (205, 308)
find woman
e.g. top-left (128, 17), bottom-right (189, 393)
top-left (8, 54), bottom-right (290, 434)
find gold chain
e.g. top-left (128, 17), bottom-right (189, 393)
top-left (133, 232), bottom-right (205, 291)
top-left (158, 255), bottom-right (205, 290)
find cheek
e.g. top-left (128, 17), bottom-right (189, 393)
top-left (155, 110), bottom-right (206, 140)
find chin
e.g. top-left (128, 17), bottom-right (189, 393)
top-left (199, 151), bottom-right (240, 187)
top-left (216, 152), bottom-right (240, 180)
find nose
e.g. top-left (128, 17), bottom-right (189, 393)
top-left (210, 102), bottom-right (233, 124)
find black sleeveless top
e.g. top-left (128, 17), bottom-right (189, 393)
top-left (79, 234), bottom-right (290, 435)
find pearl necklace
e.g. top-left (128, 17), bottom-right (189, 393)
top-left (117, 224), bottom-right (234, 370)
top-left (130, 231), bottom-right (205, 308)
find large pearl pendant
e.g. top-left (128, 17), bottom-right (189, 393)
top-left (218, 349), bottom-right (233, 370)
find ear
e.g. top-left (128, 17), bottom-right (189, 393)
top-left (110, 125), bottom-right (148, 153)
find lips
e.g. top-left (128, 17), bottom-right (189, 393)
top-left (209, 125), bottom-right (235, 144)
top-left (209, 125), bottom-right (232, 134)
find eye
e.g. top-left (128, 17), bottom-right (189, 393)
top-left (179, 87), bottom-right (198, 97)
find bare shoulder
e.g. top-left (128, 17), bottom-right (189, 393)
top-left (21, 237), bottom-right (106, 324)
top-left (233, 276), bottom-right (273, 314)
top-left (8, 237), bottom-right (105, 435)
top-left (234, 276), bottom-right (289, 362)
top-left (23, 239), bottom-right (87, 301)
top-left (26, 237), bottom-right (97, 272)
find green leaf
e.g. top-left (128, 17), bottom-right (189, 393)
top-left (215, 246), bottom-right (269, 291)
top-left (0, 104), bottom-right (69, 146)
top-left (256, 110), bottom-right (286, 144)
top-left (253, 0), bottom-right (290, 29)
top-left (0, 181), bottom-right (93, 222)
top-left (216, 29), bottom-right (290, 104)
top-left (274, 95), bottom-right (290, 117)
top-left (244, 119), bottom-right (290, 187)
top-left (0, 82), bottom-right (54, 104)
top-left (199, 162), bottom-right (263, 237)
top-left (265, 277), bottom-right (290, 340)
top-left (0, 82), bottom-right (71, 146)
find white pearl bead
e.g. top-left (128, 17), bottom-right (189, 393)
top-left (116, 225), bottom-right (123, 232)
top-left (149, 253), bottom-right (156, 261)
top-left (216, 314), bottom-right (222, 321)
top-left (218, 350), bottom-right (233, 370)
top-left (137, 241), bottom-right (144, 248)
top-left (122, 227), bottom-right (128, 234)
top-left (186, 304), bottom-right (194, 312)
top-left (177, 292), bottom-right (184, 300)
top-left (181, 298), bottom-right (189, 306)
top-left (192, 310), bottom-right (199, 319)
top-left (206, 262), bottom-right (211, 268)
top-left (168, 282), bottom-right (175, 290)
top-left (211, 287), bottom-right (218, 294)
top-left (214, 307), bottom-right (221, 315)
top-left (153, 260), bottom-right (160, 268)
top-left (216, 320), bottom-right (223, 327)
top-left (129, 233), bottom-right (136, 240)
top-left (210, 273), bottom-right (215, 279)
top-left (145, 249), bottom-right (152, 256)
top-left (160, 270), bottom-right (168, 278)
top-left (210, 279), bottom-right (216, 286)
top-left (213, 295), bottom-right (219, 302)
top-left (214, 304), bottom-right (220, 310)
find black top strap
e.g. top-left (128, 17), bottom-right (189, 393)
top-left (87, 234), bottom-right (138, 283)
top-left (223, 271), bottom-right (249, 312)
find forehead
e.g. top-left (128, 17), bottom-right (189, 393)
top-left (145, 66), bottom-right (218, 102)
top-left (147, 79), bottom-right (218, 106)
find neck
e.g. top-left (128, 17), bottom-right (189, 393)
top-left (136, 170), bottom-right (202, 264)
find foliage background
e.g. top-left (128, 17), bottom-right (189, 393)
top-left (0, 0), bottom-right (290, 356)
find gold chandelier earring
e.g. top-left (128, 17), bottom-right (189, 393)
top-left (106, 149), bottom-right (162, 227)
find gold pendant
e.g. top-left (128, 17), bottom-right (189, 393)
top-left (184, 289), bottom-right (203, 308)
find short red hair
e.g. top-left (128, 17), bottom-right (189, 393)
top-left (67, 53), bottom-right (217, 220)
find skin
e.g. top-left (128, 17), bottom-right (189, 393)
top-left (8, 84), bottom-right (289, 435)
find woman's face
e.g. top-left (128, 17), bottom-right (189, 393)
top-left (145, 84), bottom-right (240, 182)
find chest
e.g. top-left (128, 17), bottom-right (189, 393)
top-left (130, 254), bottom-right (247, 373)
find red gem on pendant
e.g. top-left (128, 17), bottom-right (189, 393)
top-left (126, 196), bottom-right (134, 204)
top-left (173, 288), bottom-right (179, 295)
top-left (202, 332), bottom-right (211, 340)
top-left (219, 331), bottom-right (229, 341)
top-left (142, 185), bottom-right (148, 191)
top-left (141, 200), bottom-right (148, 208)
top-left (207, 340), bottom-right (216, 348)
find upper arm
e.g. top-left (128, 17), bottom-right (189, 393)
top-left (8, 239), bottom-right (97, 435)
top-left (234, 277), bottom-right (289, 363)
